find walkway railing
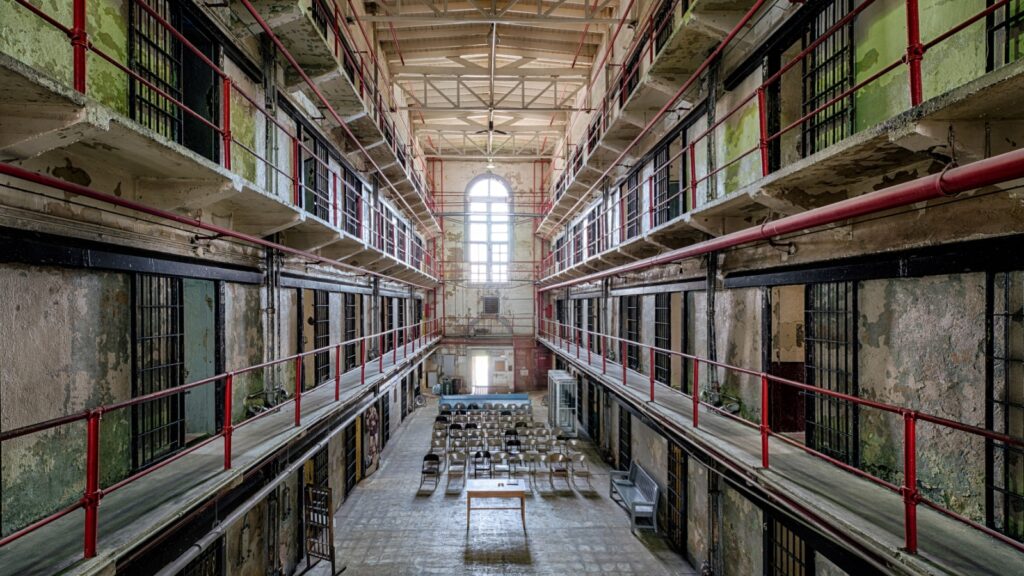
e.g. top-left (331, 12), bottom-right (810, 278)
top-left (0, 317), bottom-right (440, 558)
top-left (538, 319), bottom-right (1024, 556)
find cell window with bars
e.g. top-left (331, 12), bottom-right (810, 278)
top-left (132, 274), bottom-right (186, 472)
top-left (622, 174), bottom-right (642, 240)
top-left (988, 270), bottom-right (1024, 542)
top-left (381, 296), bottom-right (394, 352)
top-left (344, 421), bottom-right (358, 495)
top-left (313, 290), bottom-right (330, 386)
top-left (130, 1), bottom-right (184, 143)
top-left (655, 293), bottom-right (671, 384)
top-left (396, 298), bottom-right (407, 345)
top-left (343, 170), bottom-right (362, 236)
top-left (588, 298), bottom-right (602, 355)
top-left (766, 515), bottom-right (814, 576)
top-left (801, 0), bottom-right (855, 157)
top-left (312, 445), bottom-right (329, 489)
top-left (587, 209), bottom-right (599, 255)
top-left (804, 281), bottom-right (859, 467)
top-left (988, 0), bottom-right (1024, 70)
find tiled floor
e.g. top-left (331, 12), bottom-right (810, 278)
top-left (313, 395), bottom-right (695, 576)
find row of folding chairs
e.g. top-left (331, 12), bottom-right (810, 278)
top-left (434, 451), bottom-right (593, 491)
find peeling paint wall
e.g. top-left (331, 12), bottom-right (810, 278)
top-left (722, 483), bottom-right (763, 576)
top-left (225, 282), bottom-right (266, 421)
top-left (226, 499), bottom-right (266, 576)
top-left (858, 274), bottom-right (987, 522)
top-left (713, 70), bottom-right (763, 199)
top-left (0, 264), bottom-right (131, 536)
top-left (687, 457), bottom-right (709, 568)
top-left (714, 287), bottom-right (762, 422)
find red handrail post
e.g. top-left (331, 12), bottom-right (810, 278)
top-left (760, 374), bottom-right (770, 468)
top-left (360, 338), bottom-right (367, 386)
top-left (902, 411), bottom-right (919, 553)
top-left (221, 78), bottom-right (232, 171)
top-left (688, 145), bottom-right (698, 211)
top-left (692, 359), bottom-right (700, 427)
top-left (378, 333), bottom-right (384, 372)
top-left (576, 327), bottom-right (581, 359)
top-left (649, 347), bottom-right (655, 402)
top-left (393, 329), bottom-right (397, 363)
top-left (291, 137), bottom-right (301, 206)
top-left (756, 87), bottom-right (769, 177)
top-left (83, 409), bottom-right (101, 558)
top-left (905, 0), bottom-right (924, 106)
top-left (71, 0), bottom-right (87, 94)
top-left (294, 356), bottom-right (302, 427)
top-left (335, 344), bottom-right (341, 401)
top-left (647, 174), bottom-right (654, 229)
top-left (223, 373), bottom-right (233, 469)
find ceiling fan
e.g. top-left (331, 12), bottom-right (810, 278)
top-left (472, 115), bottom-right (508, 136)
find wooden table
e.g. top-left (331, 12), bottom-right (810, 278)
top-left (465, 479), bottom-right (527, 531)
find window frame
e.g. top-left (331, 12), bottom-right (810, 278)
top-left (465, 175), bottom-right (513, 285)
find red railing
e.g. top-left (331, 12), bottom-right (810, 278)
top-left (7, 0), bottom-right (438, 243)
top-left (538, 319), bottom-right (1024, 556)
top-left (540, 0), bottom-right (1013, 251)
top-left (0, 317), bottom-right (441, 558)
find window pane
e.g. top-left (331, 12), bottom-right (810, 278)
top-left (492, 264), bottom-right (508, 282)
top-left (469, 202), bottom-right (487, 213)
top-left (491, 202), bottom-right (508, 213)
top-left (469, 181), bottom-right (490, 196)
top-left (470, 214), bottom-right (487, 222)
top-left (470, 243), bottom-right (487, 263)
top-left (491, 244), bottom-right (508, 262)
top-left (491, 224), bottom-right (508, 242)
top-left (470, 223), bottom-right (488, 241)
top-left (471, 264), bottom-right (487, 282)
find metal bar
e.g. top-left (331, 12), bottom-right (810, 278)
top-left (223, 374), bottom-right (233, 469)
top-left (83, 410), bottom-right (101, 558)
top-left (221, 78), bottom-right (232, 171)
top-left (294, 356), bottom-right (302, 427)
top-left (903, 412), bottom-right (919, 553)
top-left (761, 373), bottom-right (770, 468)
top-left (757, 87), bottom-right (769, 177)
top-left (905, 0), bottom-right (924, 106)
top-left (649, 347), bottom-right (655, 401)
top-left (693, 359), bottom-right (699, 427)
top-left (335, 344), bottom-right (341, 401)
top-left (72, 0), bottom-right (87, 93)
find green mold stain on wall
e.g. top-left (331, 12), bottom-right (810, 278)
top-left (720, 103), bottom-right (759, 196)
top-left (231, 89), bottom-right (258, 184)
top-left (853, 0), bottom-right (908, 132)
top-left (0, 0), bottom-right (128, 114)
top-left (919, 0), bottom-right (986, 101)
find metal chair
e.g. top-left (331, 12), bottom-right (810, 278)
top-left (448, 423), bottom-right (463, 438)
top-left (447, 451), bottom-right (467, 490)
top-left (492, 451), bottom-right (511, 478)
top-left (472, 450), bottom-right (492, 478)
top-left (503, 428), bottom-right (519, 450)
top-left (570, 452), bottom-right (593, 490)
top-left (546, 453), bottom-right (571, 489)
top-left (435, 415), bottom-right (449, 423)
top-left (420, 454), bottom-right (441, 490)
top-left (506, 439), bottom-right (523, 455)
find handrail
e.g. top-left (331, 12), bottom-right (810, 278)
top-left (0, 306), bottom-right (441, 556)
top-left (6, 0), bottom-right (438, 251)
top-left (537, 318), bottom-right (1024, 556)
top-left (541, 0), bottom-right (1015, 247)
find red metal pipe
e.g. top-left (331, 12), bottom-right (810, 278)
top-left (760, 374), bottom-right (770, 468)
top-left (541, 146), bottom-right (1024, 292)
top-left (221, 78), bottom-right (232, 170)
top-left (71, 0), bottom-right (87, 93)
top-left (83, 410), bottom-right (101, 558)
top-left (223, 374), bottom-right (233, 469)
top-left (294, 356), bottom-right (302, 427)
top-left (905, 0), bottom-right (924, 106)
top-left (756, 87), bottom-right (769, 177)
top-left (903, 412), bottom-right (919, 553)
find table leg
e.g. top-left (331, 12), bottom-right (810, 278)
top-left (466, 495), bottom-right (471, 529)
top-left (520, 495), bottom-right (526, 531)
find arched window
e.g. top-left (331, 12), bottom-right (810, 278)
top-left (466, 175), bottom-right (510, 283)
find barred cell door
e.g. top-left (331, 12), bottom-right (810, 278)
top-left (765, 514), bottom-right (814, 575)
top-left (801, 0), bottom-right (855, 157)
top-left (132, 274), bottom-right (186, 471)
top-left (313, 290), bottom-right (330, 386)
top-left (344, 420), bottom-right (358, 495)
top-left (343, 293), bottom-right (358, 369)
top-left (667, 441), bottom-right (687, 553)
top-left (381, 396), bottom-right (391, 447)
top-left (618, 404), bottom-right (632, 471)
top-left (804, 281), bottom-right (859, 467)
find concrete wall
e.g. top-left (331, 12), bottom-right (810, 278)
top-left (858, 274), bottom-right (987, 522)
top-left (687, 458), bottom-right (709, 569)
top-left (0, 264), bottom-right (131, 536)
top-left (226, 282), bottom-right (266, 421)
top-left (714, 287), bottom-right (762, 422)
top-left (722, 483), bottom-right (764, 576)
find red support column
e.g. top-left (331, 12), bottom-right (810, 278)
top-left (222, 79), bottom-right (232, 171)
top-left (332, 172), bottom-right (339, 227)
top-left (649, 347), bottom-right (655, 402)
top-left (294, 356), bottom-right (302, 427)
top-left (72, 0), bottom-right (87, 94)
top-left (647, 174), bottom-right (654, 230)
top-left (757, 87), bottom-right (769, 177)
top-left (760, 374), bottom-right (770, 468)
top-left (335, 344), bottom-right (341, 401)
top-left (83, 410), bottom-right (101, 558)
top-left (903, 412), bottom-right (919, 553)
top-left (621, 340), bottom-right (627, 385)
top-left (692, 360), bottom-right (700, 427)
top-left (223, 374), bottom-right (233, 469)
top-left (905, 0), bottom-right (924, 106)
top-left (689, 145), bottom-right (698, 211)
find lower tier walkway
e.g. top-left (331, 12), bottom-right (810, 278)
top-left (313, 395), bottom-right (694, 576)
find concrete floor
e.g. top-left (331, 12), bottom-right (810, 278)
top-left (311, 395), bottom-right (695, 576)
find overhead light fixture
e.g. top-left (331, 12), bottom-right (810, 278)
top-left (486, 158), bottom-right (496, 170)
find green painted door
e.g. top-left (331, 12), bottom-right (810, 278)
top-left (184, 279), bottom-right (216, 439)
